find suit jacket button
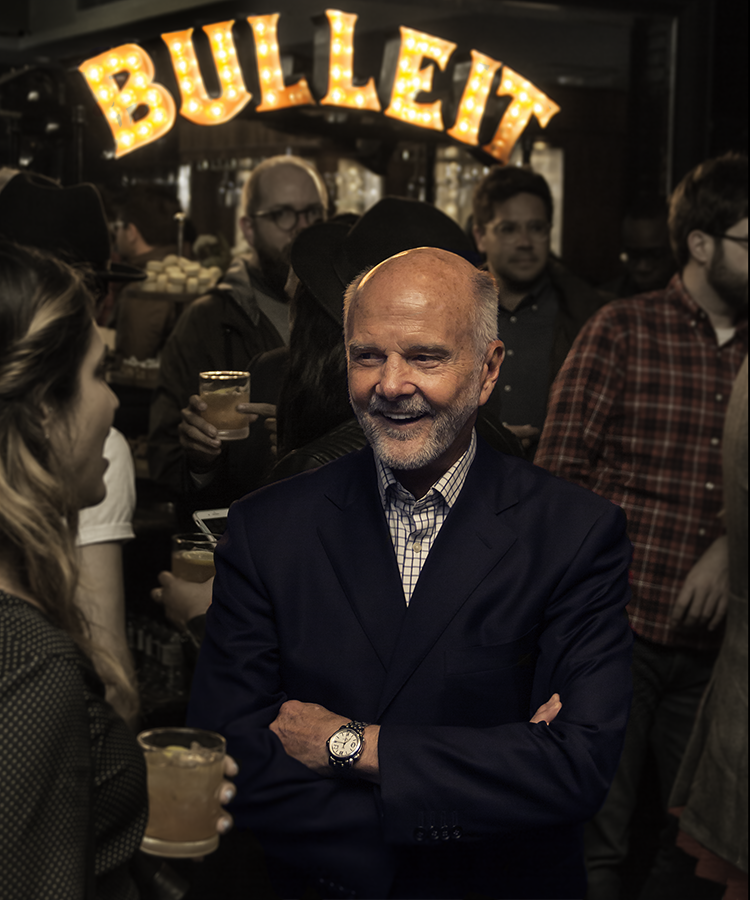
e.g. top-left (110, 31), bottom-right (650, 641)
top-left (414, 826), bottom-right (425, 842)
top-left (452, 826), bottom-right (463, 840)
top-left (429, 827), bottom-right (440, 841)
top-left (440, 826), bottom-right (450, 841)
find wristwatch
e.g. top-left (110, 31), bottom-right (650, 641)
top-left (327, 720), bottom-right (369, 770)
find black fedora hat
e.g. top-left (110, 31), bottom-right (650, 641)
top-left (0, 167), bottom-right (145, 286)
top-left (291, 197), bottom-right (479, 325)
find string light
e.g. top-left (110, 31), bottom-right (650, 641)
top-left (481, 64), bottom-right (560, 163)
top-left (447, 50), bottom-right (501, 145)
top-left (80, 14), bottom-right (561, 163)
top-left (384, 26), bottom-right (456, 131)
top-left (320, 10), bottom-right (380, 111)
top-left (78, 43), bottom-right (176, 158)
top-left (162, 21), bottom-right (251, 125)
top-left (247, 13), bottom-right (314, 111)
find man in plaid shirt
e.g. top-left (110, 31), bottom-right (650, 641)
top-left (536, 152), bottom-right (748, 899)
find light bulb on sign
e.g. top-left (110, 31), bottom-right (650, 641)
top-left (247, 13), bottom-right (314, 111)
top-left (320, 10), bottom-right (380, 111)
top-left (162, 21), bottom-right (251, 125)
top-left (481, 64), bottom-right (560, 163)
top-left (79, 43), bottom-right (176, 158)
top-left (447, 50), bottom-right (502, 146)
top-left (384, 27), bottom-right (456, 131)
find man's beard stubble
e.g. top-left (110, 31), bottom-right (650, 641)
top-left (707, 242), bottom-right (748, 312)
top-left (255, 237), bottom-right (292, 298)
top-left (351, 372), bottom-right (483, 473)
top-left (495, 253), bottom-right (546, 296)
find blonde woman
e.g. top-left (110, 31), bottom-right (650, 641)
top-left (0, 242), bottom-right (235, 899)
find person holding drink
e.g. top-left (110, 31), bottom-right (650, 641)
top-left (0, 241), bottom-right (236, 899)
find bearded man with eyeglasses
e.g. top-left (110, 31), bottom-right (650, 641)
top-left (148, 155), bottom-right (328, 511)
top-left (536, 152), bottom-right (748, 900)
top-left (472, 166), bottom-right (605, 457)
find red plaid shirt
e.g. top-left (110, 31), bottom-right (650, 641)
top-left (535, 274), bottom-right (747, 650)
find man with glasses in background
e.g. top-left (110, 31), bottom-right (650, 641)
top-left (536, 152), bottom-right (748, 900)
top-left (472, 166), bottom-right (604, 456)
top-left (148, 155), bottom-right (328, 511)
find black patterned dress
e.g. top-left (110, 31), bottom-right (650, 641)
top-left (0, 590), bottom-right (148, 899)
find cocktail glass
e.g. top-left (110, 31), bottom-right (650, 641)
top-left (171, 534), bottom-right (216, 583)
top-left (138, 727), bottom-right (226, 858)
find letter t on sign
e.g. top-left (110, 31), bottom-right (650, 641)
top-left (482, 65), bottom-right (560, 164)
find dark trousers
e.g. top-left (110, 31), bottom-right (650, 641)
top-left (584, 634), bottom-right (718, 900)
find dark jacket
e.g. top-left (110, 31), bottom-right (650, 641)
top-left (147, 257), bottom-right (285, 511)
top-left (483, 259), bottom-right (607, 447)
top-left (546, 258), bottom-right (608, 378)
top-left (188, 437), bottom-right (633, 899)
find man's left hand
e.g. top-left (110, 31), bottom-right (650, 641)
top-left (671, 534), bottom-right (729, 631)
top-left (269, 700), bottom-right (349, 776)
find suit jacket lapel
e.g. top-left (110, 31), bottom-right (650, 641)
top-left (375, 442), bottom-right (520, 719)
top-left (317, 449), bottom-right (407, 672)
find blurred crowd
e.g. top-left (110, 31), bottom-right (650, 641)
top-left (0, 149), bottom-right (746, 900)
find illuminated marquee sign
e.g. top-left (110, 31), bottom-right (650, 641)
top-left (80, 8), bottom-right (559, 160)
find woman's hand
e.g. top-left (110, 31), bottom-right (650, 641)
top-left (216, 754), bottom-right (239, 836)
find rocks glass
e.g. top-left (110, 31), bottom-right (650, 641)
top-left (138, 727), bottom-right (226, 858)
top-left (199, 370), bottom-right (251, 440)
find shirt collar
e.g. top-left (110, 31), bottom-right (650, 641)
top-left (666, 272), bottom-right (748, 337)
top-left (497, 269), bottom-right (552, 314)
top-left (376, 429), bottom-right (477, 508)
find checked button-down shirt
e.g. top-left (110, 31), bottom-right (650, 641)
top-left (536, 273), bottom-right (747, 650)
top-left (376, 430), bottom-right (477, 606)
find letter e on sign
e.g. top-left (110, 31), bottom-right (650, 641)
top-left (384, 27), bottom-right (456, 131)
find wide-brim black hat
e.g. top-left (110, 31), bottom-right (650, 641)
top-left (0, 168), bottom-right (145, 285)
top-left (291, 197), bottom-right (479, 325)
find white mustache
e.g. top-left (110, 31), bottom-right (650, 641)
top-left (368, 396), bottom-right (434, 418)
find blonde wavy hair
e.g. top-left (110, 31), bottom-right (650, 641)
top-left (0, 241), bottom-right (138, 720)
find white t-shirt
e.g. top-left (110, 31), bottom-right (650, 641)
top-left (77, 428), bottom-right (136, 547)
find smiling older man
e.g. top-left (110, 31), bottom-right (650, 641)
top-left (188, 247), bottom-right (633, 900)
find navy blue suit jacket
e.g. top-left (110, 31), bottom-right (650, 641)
top-left (188, 438), bottom-right (633, 899)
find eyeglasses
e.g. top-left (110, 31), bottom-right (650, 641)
top-left (711, 233), bottom-right (748, 249)
top-left (251, 203), bottom-right (325, 232)
top-left (488, 220), bottom-right (551, 242)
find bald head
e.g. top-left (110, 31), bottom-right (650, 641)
top-left (344, 248), bottom-right (498, 357)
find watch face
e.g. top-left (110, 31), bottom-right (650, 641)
top-left (329, 728), bottom-right (361, 759)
